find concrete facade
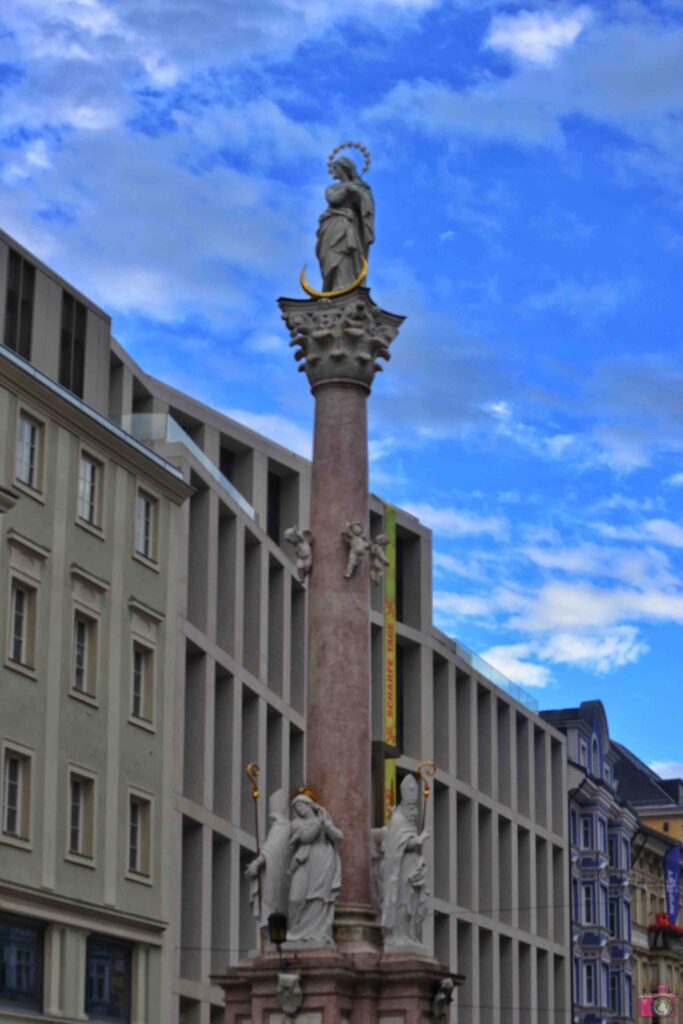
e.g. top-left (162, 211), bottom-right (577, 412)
top-left (1, 227), bottom-right (572, 1024)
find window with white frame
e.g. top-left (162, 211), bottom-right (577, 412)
top-left (8, 580), bottom-right (36, 669)
top-left (77, 453), bottom-right (102, 527)
top-left (131, 643), bottom-right (154, 723)
top-left (85, 937), bottom-right (131, 1019)
top-left (598, 818), bottom-right (607, 852)
top-left (15, 413), bottom-right (42, 491)
top-left (67, 771), bottom-right (94, 859)
top-left (584, 962), bottom-right (595, 1005)
top-left (0, 914), bottom-right (44, 1010)
top-left (72, 613), bottom-right (97, 697)
top-left (2, 749), bottom-right (31, 841)
top-left (135, 490), bottom-right (157, 561)
top-left (608, 835), bottom-right (617, 867)
top-left (583, 884), bottom-right (595, 924)
top-left (609, 897), bottom-right (619, 937)
top-left (128, 793), bottom-right (151, 876)
top-left (622, 838), bottom-right (630, 870)
top-left (581, 815), bottom-right (592, 849)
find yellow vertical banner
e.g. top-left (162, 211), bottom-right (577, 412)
top-left (383, 504), bottom-right (397, 748)
top-left (384, 758), bottom-right (396, 825)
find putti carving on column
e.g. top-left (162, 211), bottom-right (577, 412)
top-left (286, 793), bottom-right (343, 947)
top-left (369, 532), bottom-right (391, 584)
top-left (432, 977), bottom-right (455, 1021)
top-left (283, 525), bottom-right (313, 583)
top-left (245, 789), bottom-right (290, 945)
top-left (341, 520), bottom-right (369, 579)
top-left (381, 774), bottom-right (429, 950)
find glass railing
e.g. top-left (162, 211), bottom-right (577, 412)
top-left (116, 414), bottom-right (257, 522)
top-left (435, 632), bottom-right (539, 713)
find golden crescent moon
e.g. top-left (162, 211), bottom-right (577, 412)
top-left (300, 258), bottom-right (368, 299)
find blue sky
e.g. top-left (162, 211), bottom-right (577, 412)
top-left (2, 0), bottom-right (683, 773)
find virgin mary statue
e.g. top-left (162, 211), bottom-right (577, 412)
top-left (316, 156), bottom-right (374, 292)
top-left (286, 794), bottom-right (342, 946)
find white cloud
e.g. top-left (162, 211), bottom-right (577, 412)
top-left (591, 518), bottom-right (683, 549)
top-left (482, 624), bottom-right (646, 685)
top-left (538, 626), bottom-right (647, 672)
top-left (485, 400), bottom-right (584, 463)
top-left (367, 12), bottom-right (683, 181)
top-left (666, 472), bottom-right (683, 487)
top-left (403, 501), bottom-right (508, 539)
top-left (485, 8), bottom-right (593, 66)
top-left (524, 277), bottom-right (632, 319)
top-left (223, 410), bottom-right (312, 459)
top-left (524, 541), bottom-right (677, 590)
top-left (434, 590), bottom-right (492, 617)
top-left (508, 580), bottom-right (683, 631)
top-left (480, 642), bottom-right (552, 687)
top-left (649, 761), bottom-right (683, 780)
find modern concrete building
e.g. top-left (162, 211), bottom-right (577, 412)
top-left (0, 227), bottom-right (572, 1024)
top-left (540, 702), bottom-right (639, 1024)
top-left (0, 264), bottom-right (191, 1020)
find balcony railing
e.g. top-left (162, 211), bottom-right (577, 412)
top-left (116, 414), bottom-right (257, 522)
top-left (434, 633), bottom-right (539, 713)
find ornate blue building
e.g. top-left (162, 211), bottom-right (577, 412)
top-left (541, 701), bottom-right (638, 1024)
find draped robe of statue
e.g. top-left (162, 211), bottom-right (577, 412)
top-left (381, 776), bottom-right (428, 948)
top-left (286, 795), bottom-right (342, 946)
top-left (247, 789), bottom-right (290, 933)
top-left (316, 157), bottom-right (374, 292)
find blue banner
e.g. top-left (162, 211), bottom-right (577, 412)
top-left (664, 845), bottom-right (681, 925)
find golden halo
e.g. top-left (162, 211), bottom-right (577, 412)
top-left (300, 257), bottom-right (368, 299)
top-left (327, 141), bottom-right (371, 176)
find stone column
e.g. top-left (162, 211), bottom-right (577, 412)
top-left (279, 290), bottom-right (403, 938)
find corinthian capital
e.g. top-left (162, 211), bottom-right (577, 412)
top-left (278, 289), bottom-right (404, 392)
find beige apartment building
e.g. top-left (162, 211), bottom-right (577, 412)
top-left (0, 240), bottom-right (191, 1021)
top-left (0, 227), bottom-right (571, 1024)
top-left (628, 825), bottom-right (683, 1007)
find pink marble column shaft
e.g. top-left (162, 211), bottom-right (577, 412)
top-left (306, 378), bottom-right (371, 913)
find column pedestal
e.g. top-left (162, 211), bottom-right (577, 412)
top-left (215, 949), bottom-right (461, 1024)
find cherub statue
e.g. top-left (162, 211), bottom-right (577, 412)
top-left (369, 533), bottom-right (391, 584)
top-left (341, 521), bottom-right (369, 579)
top-left (277, 973), bottom-right (303, 1017)
top-left (432, 977), bottom-right (455, 1021)
top-left (284, 526), bottom-right (313, 583)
